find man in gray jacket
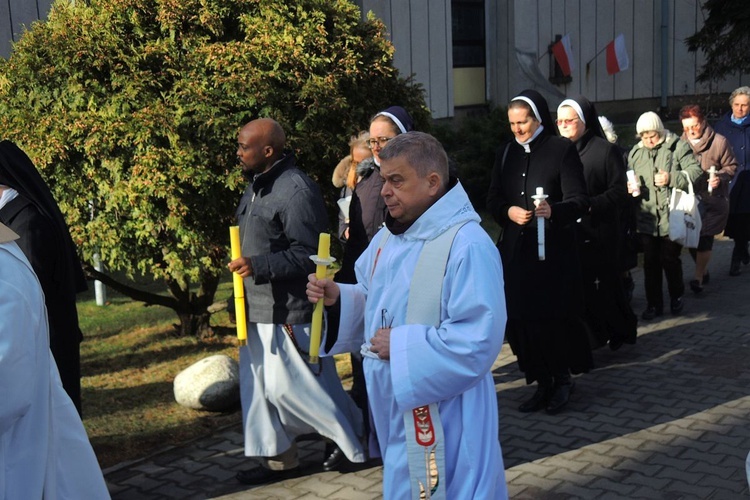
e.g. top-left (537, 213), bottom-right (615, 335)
top-left (228, 118), bottom-right (365, 485)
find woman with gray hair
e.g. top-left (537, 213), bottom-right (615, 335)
top-left (627, 112), bottom-right (702, 320)
top-left (714, 86), bottom-right (750, 276)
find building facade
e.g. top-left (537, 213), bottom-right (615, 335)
top-left (353, 0), bottom-right (750, 118)
top-left (4, 1), bottom-right (749, 119)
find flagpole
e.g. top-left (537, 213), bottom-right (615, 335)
top-left (585, 44), bottom-right (609, 69)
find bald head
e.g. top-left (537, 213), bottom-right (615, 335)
top-left (236, 118), bottom-right (287, 175)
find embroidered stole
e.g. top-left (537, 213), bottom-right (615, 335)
top-left (402, 222), bottom-right (466, 500)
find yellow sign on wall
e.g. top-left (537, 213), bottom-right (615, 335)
top-left (453, 67), bottom-right (486, 107)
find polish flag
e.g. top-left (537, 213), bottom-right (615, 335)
top-left (606, 34), bottom-right (629, 75)
top-left (551, 34), bottom-right (574, 77)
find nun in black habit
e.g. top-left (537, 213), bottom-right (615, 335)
top-left (556, 96), bottom-right (637, 351)
top-left (0, 141), bottom-right (87, 415)
top-left (487, 89), bottom-right (592, 415)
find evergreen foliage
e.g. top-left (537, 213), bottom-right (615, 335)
top-left (686, 0), bottom-right (750, 83)
top-left (0, 0), bottom-right (429, 336)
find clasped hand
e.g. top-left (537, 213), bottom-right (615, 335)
top-left (508, 200), bottom-right (551, 225)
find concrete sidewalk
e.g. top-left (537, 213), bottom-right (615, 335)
top-left (104, 238), bottom-right (750, 499)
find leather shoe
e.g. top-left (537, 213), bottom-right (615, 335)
top-left (689, 279), bottom-right (703, 294)
top-left (609, 338), bottom-right (624, 351)
top-left (236, 466), bottom-right (299, 485)
top-left (518, 384), bottom-right (552, 412)
top-left (546, 381), bottom-right (574, 415)
top-left (730, 260), bottom-right (741, 276)
top-left (670, 296), bottom-right (683, 315)
top-left (323, 445), bottom-right (345, 471)
top-left (641, 306), bottom-right (663, 320)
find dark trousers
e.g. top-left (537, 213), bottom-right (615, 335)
top-left (640, 234), bottom-right (684, 308)
top-left (731, 239), bottom-right (749, 264)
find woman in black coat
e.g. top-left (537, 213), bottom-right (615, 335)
top-left (487, 89), bottom-right (591, 415)
top-left (0, 141), bottom-right (87, 415)
top-left (556, 96), bottom-right (637, 351)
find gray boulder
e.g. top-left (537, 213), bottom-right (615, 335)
top-left (173, 354), bottom-right (240, 412)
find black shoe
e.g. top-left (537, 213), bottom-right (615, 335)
top-left (670, 297), bottom-right (684, 315)
top-left (609, 338), bottom-right (624, 351)
top-left (236, 466), bottom-right (300, 485)
top-left (702, 272), bottom-right (710, 284)
top-left (730, 260), bottom-right (741, 276)
top-left (323, 445), bottom-right (346, 471)
top-left (641, 306), bottom-right (663, 320)
top-left (546, 381), bottom-right (575, 415)
top-left (689, 280), bottom-right (703, 294)
top-left (518, 384), bottom-right (552, 413)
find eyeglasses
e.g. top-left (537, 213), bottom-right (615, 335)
top-left (367, 137), bottom-right (394, 149)
top-left (555, 118), bottom-right (579, 126)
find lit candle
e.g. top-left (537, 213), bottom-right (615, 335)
top-left (229, 226), bottom-right (247, 346)
top-left (531, 187), bottom-right (548, 261)
top-left (708, 166), bottom-right (716, 194)
top-left (309, 233), bottom-right (335, 363)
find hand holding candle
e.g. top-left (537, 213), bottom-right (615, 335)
top-left (708, 166), bottom-right (716, 194)
top-left (229, 226), bottom-right (248, 346)
top-left (531, 187), bottom-right (549, 261)
top-left (626, 169), bottom-right (640, 197)
top-left (308, 233), bottom-right (336, 364)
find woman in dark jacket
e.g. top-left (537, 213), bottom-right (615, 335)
top-left (713, 86), bottom-right (750, 276)
top-left (333, 106), bottom-right (414, 445)
top-left (487, 89), bottom-right (591, 415)
top-left (556, 96), bottom-right (637, 351)
top-left (0, 140), bottom-right (87, 415)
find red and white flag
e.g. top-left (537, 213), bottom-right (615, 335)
top-left (551, 34), bottom-right (575, 77)
top-left (606, 34), bottom-right (629, 75)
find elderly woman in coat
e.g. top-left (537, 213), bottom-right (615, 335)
top-left (627, 112), bottom-right (703, 320)
top-left (714, 86), bottom-right (750, 276)
top-left (679, 104), bottom-right (736, 292)
top-left (556, 96), bottom-right (637, 351)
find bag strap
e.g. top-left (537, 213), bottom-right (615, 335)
top-left (676, 170), bottom-right (694, 195)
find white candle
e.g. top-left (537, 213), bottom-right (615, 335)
top-left (626, 170), bottom-right (640, 197)
top-left (708, 166), bottom-right (716, 194)
top-left (531, 187), bottom-right (548, 261)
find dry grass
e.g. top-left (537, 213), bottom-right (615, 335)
top-left (77, 279), bottom-right (352, 469)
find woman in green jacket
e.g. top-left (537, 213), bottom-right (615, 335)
top-left (627, 112), bottom-right (703, 320)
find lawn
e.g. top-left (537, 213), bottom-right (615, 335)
top-left (78, 277), bottom-right (242, 469)
top-left (79, 272), bottom-right (356, 470)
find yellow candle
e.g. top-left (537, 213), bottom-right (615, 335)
top-left (229, 226), bottom-right (248, 346)
top-left (308, 232), bottom-right (331, 363)
top-left (317, 233), bottom-right (330, 259)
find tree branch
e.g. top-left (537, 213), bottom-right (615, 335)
top-left (83, 263), bottom-right (180, 310)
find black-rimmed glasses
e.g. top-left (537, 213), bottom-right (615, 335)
top-left (368, 137), bottom-right (394, 149)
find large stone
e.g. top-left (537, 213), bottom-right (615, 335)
top-left (173, 354), bottom-right (240, 412)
